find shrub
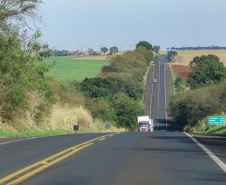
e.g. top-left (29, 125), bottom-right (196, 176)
top-left (168, 81), bottom-right (226, 130)
top-left (106, 73), bottom-right (144, 100)
top-left (80, 77), bottom-right (119, 98)
top-left (174, 76), bottom-right (186, 93)
top-left (0, 31), bottom-right (55, 124)
top-left (85, 98), bottom-right (115, 122)
top-left (111, 93), bottom-right (144, 130)
top-left (135, 46), bottom-right (154, 65)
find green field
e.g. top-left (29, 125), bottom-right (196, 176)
top-left (45, 58), bottom-right (110, 82)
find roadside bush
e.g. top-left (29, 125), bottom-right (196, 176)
top-left (102, 55), bottom-right (131, 73)
top-left (0, 31), bottom-right (55, 124)
top-left (174, 76), bottom-right (186, 93)
top-left (80, 77), bottom-right (119, 98)
top-left (168, 81), bottom-right (226, 131)
top-left (111, 93), bottom-right (145, 130)
top-left (106, 73), bottom-right (144, 100)
top-left (135, 46), bottom-right (154, 65)
top-left (85, 98), bottom-right (115, 122)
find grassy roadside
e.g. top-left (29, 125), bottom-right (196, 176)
top-left (0, 124), bottom-right (125, 138)
top-left (141, 63), bottom-right (151, 106)
top-left (143, 63), bottom-right (151, 86)
top-left (196, 126), bottom-right (226, 135)
top-left (0, 127), bottom-right (72, 138)
top-left (170, 69), bottom-right (178, 95)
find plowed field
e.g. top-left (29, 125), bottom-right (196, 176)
top-left (171, 65), bottom-right (193, 80)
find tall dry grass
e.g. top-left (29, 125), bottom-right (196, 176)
top-left (0, 81), bottom-right (125, 136)
top-left (42, 103), bottom-right (125, 133)
top-left (45, 103), bottom-right (95, 131)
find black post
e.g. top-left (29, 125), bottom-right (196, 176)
top-left (74, 125), bottom-right (79, 133)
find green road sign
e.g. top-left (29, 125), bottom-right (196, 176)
top-left (209, 117), bottom-right (225, 125)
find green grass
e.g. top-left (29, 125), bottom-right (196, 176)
top-left (45, 58), bottom-right (110, 82)
top-left (0, 127), bottom-right (98, 138)
top-left (0, 127), bottom-right (71, 138)
top-left (197, 126), bottom-right (226, 135)
top-left (170, 69), bottom-right (179, 95)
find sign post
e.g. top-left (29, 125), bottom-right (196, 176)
top-left (74, 125), bottom-right (79, 133)
top-left (209, 117), bottom-right (225, 130)
top-left (105, 124), bottom-right (110, 132)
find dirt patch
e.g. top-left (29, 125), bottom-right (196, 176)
top-left (171, 65), bottom-right (193, 80)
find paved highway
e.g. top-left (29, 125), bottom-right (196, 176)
top-left (0, 132), bottom-right (226, 184)
top-left (151, 54), bottom-right (169, 131)
top-left (0, 55), bottom-right (226, 184)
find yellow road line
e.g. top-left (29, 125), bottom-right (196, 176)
top-left (8, 143), bottom-right (93, 185)
top-left (99, 138), bottom-right (106, 141)
top-left (0, 134), bottom-right (114, 184)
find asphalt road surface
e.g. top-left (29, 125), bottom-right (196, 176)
top-left (151, 55), bottom-right (170, 131)
top-left (0, 56), bottom-right (226, 184)
top-left (0, 132), bottom-right (226, 185)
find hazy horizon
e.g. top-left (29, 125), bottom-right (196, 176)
top-left (40, 0), bottom-right (226, 51)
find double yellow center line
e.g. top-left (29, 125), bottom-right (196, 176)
top-left (0, 133), bottom-right (119, 185)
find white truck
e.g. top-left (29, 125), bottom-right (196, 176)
top-left (138, 116), bottom-right (154, 132)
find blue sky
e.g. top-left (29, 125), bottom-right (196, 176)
top-left (39, 0), bottom-right (226, 51)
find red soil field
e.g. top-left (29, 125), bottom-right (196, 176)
top-left (171, 65), bottom-right (193, 80)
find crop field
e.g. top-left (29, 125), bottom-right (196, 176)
top-left (159, 50), bottom-right (226, 66)
top-left (45, 57), bottom-right (110, 82)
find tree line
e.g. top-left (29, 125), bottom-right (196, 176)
top-left (80, 44), bottom-right (154, 130)
top-left (170, 46), bottom-right (226, 50)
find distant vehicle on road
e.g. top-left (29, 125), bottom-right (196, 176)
top-left (153, 79), bottom-right (157, 83)
top-left (138, 116), bottom-right (154, 132)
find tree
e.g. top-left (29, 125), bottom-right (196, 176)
top-left (101, 47), bottom-right (108, 54)
top-left (167, 51), bottom-right (178, 62)
top-left (87, 48), bottom-right (94, 54)
top-left (153, 46), bottom-right (160, 54)
top-left (110, 46), bottom-right (118, 55)
top-left (80, 77), bottom-right (118, 98)
top-left (0, 0), bottom-right (42, 32)
top-left (0, 30), bottom-right (55, 121)
top-left (135, 46), bottom-right (154, 65)
top-left (187, 55), bottom-right (226, 89)
top-left (153, 55), bottom-right (160, 64)
top-left (136, 41), bottom-right (153, 51)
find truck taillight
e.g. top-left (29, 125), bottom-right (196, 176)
top-left (138, 127), bottom-right (140, 131)
top-left (147, 126), bottom-right (150, 131)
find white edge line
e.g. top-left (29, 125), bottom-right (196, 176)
top-left (184, 132), bottom-right (226, 173)
top-left (0, 132), bottom-right (110, 146)
top-left (150, 64), bottom-right (155, 117)
top-left (0, 133), bottom-right (75, 146)
top-left (163, 64), bottom-right (167, 131)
